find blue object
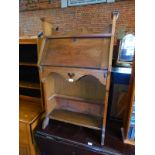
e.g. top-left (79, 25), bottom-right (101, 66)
top-left (108, 67), bottom-right (131, 119)
top-left (112, 67), bottom-right (131, 85)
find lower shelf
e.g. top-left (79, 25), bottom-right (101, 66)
top-left (49, 109), bottom-right (102, 130)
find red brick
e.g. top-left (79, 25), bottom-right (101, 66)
top-left (19, 0), bottom-right (135, 42)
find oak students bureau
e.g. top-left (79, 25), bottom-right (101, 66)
top-left (39, 11), bottom-right (119, 145)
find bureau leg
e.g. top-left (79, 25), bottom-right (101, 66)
top-left (42, 116), bottom-right (49, 129)
top-left (101, 127), bottom-right (105, 145)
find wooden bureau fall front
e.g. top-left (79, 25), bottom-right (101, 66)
top-left (39, 11), bottom-right (119, 145)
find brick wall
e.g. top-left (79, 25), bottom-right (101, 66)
top-left (19, 0), bottom-right (135, 40)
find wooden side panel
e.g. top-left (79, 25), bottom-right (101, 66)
top-left (101, 73), bottom-right (111, 145)
top-left (43, 73), bottom-right (55, 98)
top-left (46, 98), bottom-right (57, 115)
top-left (37, 37), bottom-right (43, 61)
top-left (38, 38), bottom-right (46, 66)
top-left (106, 11), bottom-right (119, 71)
top-left (40, 38), bottom-right (110, 69)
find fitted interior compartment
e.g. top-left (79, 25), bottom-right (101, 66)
top-left (19, 44), bottom-right (38, 63)
top-left (44, 73), bottom-right (105, 130)
top-left (45, 73), bottom-right (105, 103)
top-left (19, 66), bottom-right (40, 83)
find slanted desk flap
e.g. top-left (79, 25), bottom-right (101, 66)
top-left (40, 34), bottom-right (111, 69)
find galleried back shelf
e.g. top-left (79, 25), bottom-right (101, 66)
top-left (39, 11), bottom-right (119, 145)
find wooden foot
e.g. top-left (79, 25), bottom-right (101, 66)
top-left (121, 128), bottom-right (135, 145)
top-left (42, 116), bottom-right (49, 129)
top-left (101, 127), bottom-right (105, 145)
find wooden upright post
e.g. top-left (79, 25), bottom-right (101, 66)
top-left (108, 11), bottom-right (119, 72)
top-left (101, 11), bottom-right (119, 145)
top-left (40, 17), bottom-right (53, 37)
